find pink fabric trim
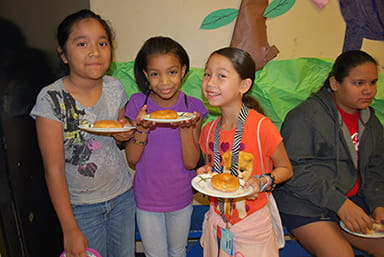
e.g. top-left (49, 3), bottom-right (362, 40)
top-left (200, 205), bottom-right (278, 257)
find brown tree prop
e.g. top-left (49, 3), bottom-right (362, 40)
top-left (230, 0), bottom-right (280, 71)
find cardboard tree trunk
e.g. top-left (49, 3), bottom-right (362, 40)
top-left (230, 0), bottom-right (279, 70)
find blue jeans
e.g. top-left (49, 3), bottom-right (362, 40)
top-left (72, 189), bottom-right (136, 257)
top-left (136, 203), bottom-right (193, 257)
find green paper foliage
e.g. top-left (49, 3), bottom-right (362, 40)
top-left (264, 0), bottom-right (296, 18)
top-left (109, 59), bottom-right (384, 128)
top-left (200, 8), bottom-right (238, 30)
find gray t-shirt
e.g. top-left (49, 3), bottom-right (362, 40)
top-left (31, 76), bottom-right (132, 205)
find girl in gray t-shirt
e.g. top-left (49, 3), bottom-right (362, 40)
top-left (30, 9), bottom-right (135, 257)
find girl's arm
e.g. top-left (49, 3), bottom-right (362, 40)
top-left (118, 106), bottom-right (126, 121)
top-left (246, 142), bottom-right (292, 199)
top-left (125, 105), bottom-right (152, 165)
top-left (269, 142), bottom-right (293, 184)
top-left (179, 112), bottom-right (203, 170)
top-left (36, 116), bottom-right (87, 256)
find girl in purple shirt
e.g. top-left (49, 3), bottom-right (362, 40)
top-left (125, 36), bottom-right (208, 257)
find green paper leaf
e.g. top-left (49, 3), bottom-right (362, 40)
top-left (200, 8), bottom-right (238, 30)
top-left (264, 0), bottom-right (296, 18)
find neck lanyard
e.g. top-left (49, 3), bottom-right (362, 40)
top-left (213, 104), bottom-right (249, 225)
top-left (213, 104), bottom-right (249, 176)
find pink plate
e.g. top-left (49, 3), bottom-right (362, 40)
top-left (60, 248), bottom-right (101, 257)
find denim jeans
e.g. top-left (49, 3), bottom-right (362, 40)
top-left (72, 188), bottom-right (136, 257)
top-left (136, 203), bottom-right (193, 257)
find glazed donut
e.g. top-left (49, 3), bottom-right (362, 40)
top-left (211, 173), bottom-right (240, 192)
top-left (367, 223), bottom-right (384, 234)
top-left (93, 120), bottom-right (123, 128)
top-left (150, 110), bottom-right (178, 119)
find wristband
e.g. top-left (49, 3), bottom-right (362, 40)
top-left (253, 173), bottom-right (276, 192)
top-left (136, 129), bottom-right (150, 135)
top-left (264, 173), bottom-right (276, 192)
top-left (254, 175), bottom-right (269, 192)
top-left (131, 138), bottom-right (147, 146)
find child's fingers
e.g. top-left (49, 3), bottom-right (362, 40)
top-left (196, 165), bottom-right (212, 175)
top-left (118, 118), bottom-right (133, 127)
top-left (139, 107), bottom-right (148, 116)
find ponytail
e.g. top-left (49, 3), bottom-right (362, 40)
top-left (243, 95), bottom-right (264, 115)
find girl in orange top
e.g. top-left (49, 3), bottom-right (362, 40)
top-left (197, 47), bottom-right (293, 257)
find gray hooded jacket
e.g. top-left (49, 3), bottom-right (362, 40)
top-left (274, 87), bottom-right (384, 217)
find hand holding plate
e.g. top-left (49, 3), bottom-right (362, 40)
top-left (338, 199), bottom-right (372, 234)
top-left (244, 176), bottom-right (260, 200)
top-left (112, 119), bottom-right (135, 142)
top-left (196, 164), bottom-right (213, 175)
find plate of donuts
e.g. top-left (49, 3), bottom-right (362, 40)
top-left (79, 120), bottom-right (135, 133)
top-left (340, 221), bottom-right (384, 238)
top-left (191, 173), bottom-right (254, 198)
top-left (143, 110), bottom-right (196, 123)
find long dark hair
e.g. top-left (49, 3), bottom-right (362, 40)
top-left (56, 9), bottom-right (114, 76)
top-left (319, 50), bottom-right (377, 92)
top-left (208, 47), bottom-right (264, 114)
top-left (134, 36), bottom-right (190, 93)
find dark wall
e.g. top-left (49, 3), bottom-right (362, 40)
top-left (0, 1), bottom-right (89, 256)
top-left (0, 0), bottom-right (90, 74)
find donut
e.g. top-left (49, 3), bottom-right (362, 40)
top-left (211, 173), bottom-right (240, 192)
top-left (367, 223), bottom-right (384, 234)
top-left (93, 120), bottom-right (123, 128)
top-left (150, 110), bottom-right (178, 119)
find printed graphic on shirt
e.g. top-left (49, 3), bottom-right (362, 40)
top-left (351, 132), bottom-right (359, 151)
top-left (221, 150), bottom-right (255, 219)
top-left (48, 90), bottom-right (100, 177)
top-left (207, 141), bottom-right (246, 166)
top-left (209, 137), bottom-right (255, 221)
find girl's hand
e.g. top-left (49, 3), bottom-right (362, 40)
top-left (171, 112), bottom-right (201, 128)
top-left (112, 118), bottom-right (135, 142)
top-left (245, 176), bottom-right (260, 200)
top-left (372, 206), bottom-right (384, 227)
top-left (338, 198), bottom-right (372, 234)
top-left (136, 105), bottom-right (155, 130)
top-left (63, 228), bottom-right (88, 257)
top-left (196, 164), bottom-right (212, 175)
top-left (190, 111), bottom-right (201, 125)
top-left (119, 118), bottom-right (133, 128)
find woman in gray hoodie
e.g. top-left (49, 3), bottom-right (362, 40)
top-left (274, 50), bottom-right (384, 257)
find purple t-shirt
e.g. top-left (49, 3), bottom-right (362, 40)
top-left (126, 91), bottom-right (208, 212)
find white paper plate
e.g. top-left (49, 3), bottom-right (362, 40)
top-left (191, 173), bottom-right (254, 198)
top-left (79, 124), bottom-right (136, 133)
top-left (340, 221), bottom-right (384, 238)
top-left (143, 112), bottom-right (196, 123)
